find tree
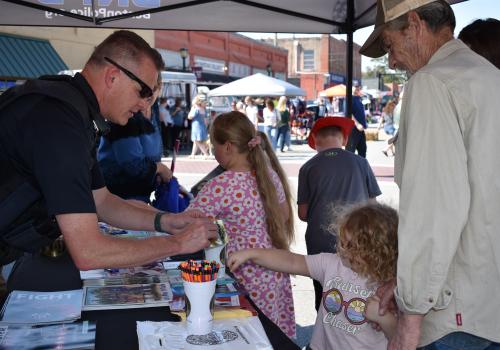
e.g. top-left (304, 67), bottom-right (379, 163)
top-left (362, 55), bottom-right (407, 89)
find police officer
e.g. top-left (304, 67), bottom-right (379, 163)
top-left (0, 30), bottom-right (217, 290)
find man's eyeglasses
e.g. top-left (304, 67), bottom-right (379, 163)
top-left (104, 57), bottom-right (153, 99)
top-left (323, 288), bottom-right (366, 325)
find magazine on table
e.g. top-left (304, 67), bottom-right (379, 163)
top-left (0, 290), bottom-right (83, 325)
top-left (83, 275), bottom-right (169, 287)
top-left (0, 321), bottom-right (96, 350)
top-left (80, 261), bottom-right (167, 281)
top-left (82, 282), bottom-right (173, 311)
top-left (136, 316), bottom-right (272, 350)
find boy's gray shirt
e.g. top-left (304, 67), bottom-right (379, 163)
top-left (297, 147), bottom-right (381, 254)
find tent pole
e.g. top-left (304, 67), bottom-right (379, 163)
top-left (345, 0), bottom-right (354, 119)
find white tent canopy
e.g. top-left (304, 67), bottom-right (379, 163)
top-left (208, 73), bottom-right (305, 97)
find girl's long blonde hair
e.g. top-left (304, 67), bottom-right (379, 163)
top-left (257, 130), bottom-right (294, 247)
top-left (277, 96), bottom-right (288, 112)
top-left (211, 112), bottom-right (294, 249)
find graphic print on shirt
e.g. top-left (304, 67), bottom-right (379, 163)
top-left (322, 276), bottom-right (375, 335)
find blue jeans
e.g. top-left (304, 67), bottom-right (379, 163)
top-left (264, 125), bottom-right (277, 149)
top-left (276, 125), bottom-right (289, 151)
top-left (419, 332), bottom-right (500, 350)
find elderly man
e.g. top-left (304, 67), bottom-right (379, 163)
top-left (0, 30), bottom-right (217, 286)
top-left (360, 0), bottom-right (500, 349)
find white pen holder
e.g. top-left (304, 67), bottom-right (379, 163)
top-left (204, 243), bottom-right (227, 279)
top-left (183, 279), bottom-right (216, 335)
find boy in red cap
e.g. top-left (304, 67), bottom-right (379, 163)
top-left (299, 117), bottom-right (381, 310)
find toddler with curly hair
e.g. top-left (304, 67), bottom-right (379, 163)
top-left (228, 202), bottom-right (398, 349)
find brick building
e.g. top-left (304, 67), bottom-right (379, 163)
top-left (155, 31), bottom-right (288, 87)
top-left (264, 34), bottom-right (362, 100)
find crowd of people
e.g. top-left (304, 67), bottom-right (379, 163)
top-left (1, 1), bottom-right (500, 349)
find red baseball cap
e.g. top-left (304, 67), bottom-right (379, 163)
top-left (308, 117), bottom-right (354, 149)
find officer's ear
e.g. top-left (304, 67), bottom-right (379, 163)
top-left (104, 64), bottom-right (118, 88)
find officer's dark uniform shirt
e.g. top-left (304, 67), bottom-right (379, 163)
top-left (0, 73), bottom-right (105, 217)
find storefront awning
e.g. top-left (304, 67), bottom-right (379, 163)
top-left (0, 33), bottom-right (68, 80)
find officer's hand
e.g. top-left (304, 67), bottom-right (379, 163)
top-left (162, 211), bottom-right (215, 235)
top-left (171, 220), bottom-right (218, 254)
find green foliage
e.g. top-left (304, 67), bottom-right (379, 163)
top-left (362, 55), bottom-right (407, 86)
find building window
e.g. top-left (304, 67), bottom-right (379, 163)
top-left (303, 49), bottom-right (315, 71)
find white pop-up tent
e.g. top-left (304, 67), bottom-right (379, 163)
top-left (208, 73), bottom-right (305, 97)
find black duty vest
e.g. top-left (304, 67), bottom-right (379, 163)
top-left (0, 75), bottom-right (108, 264)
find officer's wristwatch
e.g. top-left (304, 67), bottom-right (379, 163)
top-left (154, 212), bottom-right (166, 233)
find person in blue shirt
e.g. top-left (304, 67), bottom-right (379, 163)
top-left (345, 85), bottom-right (367, 158)
top-left (170, 97), bottom-right (186, 149)
top-left (97, 81), bottom-right (172, 203)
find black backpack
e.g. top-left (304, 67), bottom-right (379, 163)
top-left (0, 75), bottom-right (108, 264)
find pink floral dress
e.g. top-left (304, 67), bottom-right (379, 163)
top-left (188, 170), bottom-right (296, 338)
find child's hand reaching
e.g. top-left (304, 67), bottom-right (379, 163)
top-left (227, 249), bottom-right (254, 271)
top-left (365, 295), bottom-right (382, 322)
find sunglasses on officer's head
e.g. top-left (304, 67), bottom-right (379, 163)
top-left (104, 57), bottom-right (153, 99)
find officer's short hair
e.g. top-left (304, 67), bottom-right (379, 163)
top-left (87, 30), bottom-right (164, 71)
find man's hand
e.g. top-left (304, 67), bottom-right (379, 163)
top-left (365, 296), bottom-right (382, 322)
top-left (365, 296), bottom-right (399, 340)
top-left (388, 313), bottom-right (424, 350)
top-left (161, 210), bottom-right (213, 234)
top-left (376, 278), bottom-right (397, 316)
top-left (170, 219), bottom-right (218, 255)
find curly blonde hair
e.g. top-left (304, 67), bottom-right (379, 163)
top-left (336, 203), bottom-right (398, 283)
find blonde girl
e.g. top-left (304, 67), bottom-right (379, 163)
top-left (187, 111), bottom-right (296, 337)
top-left (187, 94), bottom-right (210, 159)
top-left (228, 203), bottom-right (399, 349)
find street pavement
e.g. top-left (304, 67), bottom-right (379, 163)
top-left (167, 130), bottom-right (399, 348)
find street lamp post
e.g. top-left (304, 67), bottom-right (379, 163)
top-left (179, 47), bottom-right (188, 71)
top-left (179, 47), bottom-right (190, 109)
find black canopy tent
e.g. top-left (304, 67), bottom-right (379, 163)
top-left (0, 0), bottom-right (466, 116)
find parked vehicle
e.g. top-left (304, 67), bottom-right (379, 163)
top-left (160, 71), bottom-right (197, 109)
top-left (196, 86), bottom-right (233, 119)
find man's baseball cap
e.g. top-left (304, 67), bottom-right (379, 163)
top-left (360, 0), bottom-right (438, 58)
top-left (308, 117), bottom-right (354, 149)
